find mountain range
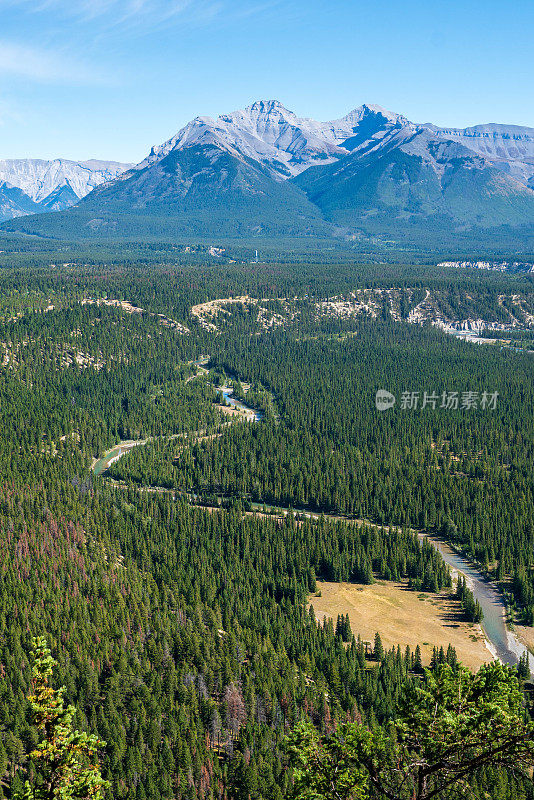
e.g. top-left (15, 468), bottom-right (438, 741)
top-left (0, 159), bottom-right (132, 222)
top-left (2, 101), bottom-right (534, 249)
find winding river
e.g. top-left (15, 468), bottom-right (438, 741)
top-left (92, 439), bottom-right (147, 477)
top-left (91, 385), bottom-right (531, 670)
top-left (92, 388), bottom-right (261, 478)
top-left (218, 387), bottom-right (264, 421)
top-left (422, 536), bottom-right (531, 669)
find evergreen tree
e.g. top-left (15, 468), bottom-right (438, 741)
top-left (18, 638), bottom-right (108, 800)
top-left (288, 662), bottom-right (534, 800)
top-left (373, 633), bottom-right (384, 662)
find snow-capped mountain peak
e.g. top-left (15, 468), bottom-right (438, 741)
top-left (3, 100), bottom-right (534, 230)
top-left (347, 103), bottom-right (409, 123)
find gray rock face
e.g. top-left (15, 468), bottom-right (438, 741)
top-left (134, 101), bottom-right (414, 180)
top-left (424, 122), bottom-right (534, 188)
top-left (0, 158), bottom-right (132, 221)
top-left (133, 101), bottom-right (534, 191)
top-left (2, 101), bottom-right (534, 244)
top-left (0, 181), bottom-right (41, 221)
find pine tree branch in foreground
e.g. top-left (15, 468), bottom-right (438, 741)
top-left (287, 662), bottom-right (534, 800)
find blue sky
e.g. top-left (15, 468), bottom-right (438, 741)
top-left (0, 0), bottom-right (533, 163)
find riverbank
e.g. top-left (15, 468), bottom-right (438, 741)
top-left (92, 439), bottom-right (148, 477)
top-left (90, 388), bottom-right (263, 479)
top-left (251, 498), bottom-right (532, 669)
top-left (421, 535), bottom-right (531, 669)
top-left (217, 386), bottom-right (263, 421)
top-left (244, 501), bottom-right (533, 669)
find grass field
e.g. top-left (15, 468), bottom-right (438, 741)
top-left (309, 580), bottom-right (492, 671)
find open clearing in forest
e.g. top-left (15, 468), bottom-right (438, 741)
top-left (309, 580), bottom-right (491, 671)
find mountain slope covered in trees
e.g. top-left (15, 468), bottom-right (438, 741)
top-left (0, 254), bottom-right (532, 800)
top-left (3, 103), bottom-right (534, 250)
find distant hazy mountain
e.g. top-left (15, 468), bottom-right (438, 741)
top-left (0, 159), bottom-right (132, 221)
top-left (0, 181), bottom-right (41, 221)
top-left (426, 123), bottom-right (534, 189)
top-left (2, 102), bottom-right (534, 249)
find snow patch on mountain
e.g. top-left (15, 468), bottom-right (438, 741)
top-left (4, 100), bottom-right (534, 237)
top-left (133, 101), bottom-right (534, 198)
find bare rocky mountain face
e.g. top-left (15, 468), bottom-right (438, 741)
top-left (2, 102), bottom-right (534, 249)
top-left (425, 122), bottom-right (534, 189)
top-left (129, 100), bottom-right (534, 189)
top-left (132, 101), bottom-right (416, 180)
top-left (0, 159), bottom-right (132, 221)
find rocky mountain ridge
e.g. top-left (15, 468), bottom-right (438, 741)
top-left (0, 158), bottom-right (132, 221)
top-left (2, 101), bottom-right (534, 249)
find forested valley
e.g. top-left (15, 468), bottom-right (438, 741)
top-left (0, 250), bottom-right (532, 800)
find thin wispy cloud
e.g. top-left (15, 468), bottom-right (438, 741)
top-left (0, 40), bottom-right (116, 85)
top-left (0, 0), bottom-right (287, 34)
top-left (2, 0), bottom-right (236, 29)
top-left (232, 0), bottom-right (287, 20)
top-left (0, 0), bottom-right (277, 89)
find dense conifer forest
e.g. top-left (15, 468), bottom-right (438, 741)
top-left (0, 248), bottom-right (532, 799)
top-left (113, 320), bottom-right (534, 621)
